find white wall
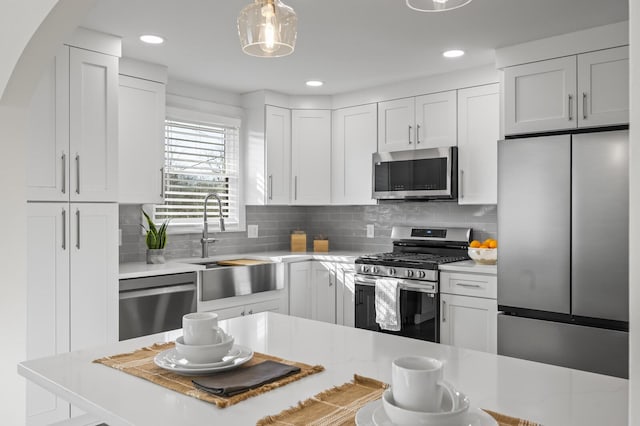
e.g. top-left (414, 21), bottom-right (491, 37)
top-left (629, 1), bottom-right (639, 424)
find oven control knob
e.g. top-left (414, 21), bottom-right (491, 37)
top-left (405, 270), bottom-right (414, 278)
top-left (372, 266), bottom-right (379, 274)
top-left (361, 265), bottom-right (370, 273)
top-left (417, 271), bottom-right (426, 279)
top-left (388, 268), bottom-right (396, 276)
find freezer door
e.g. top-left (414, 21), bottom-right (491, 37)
top-left (497, 136), bottom-right (571, 313)
top-left (572, 131), bottom-right (629, 321)
top-left (498, 314), bottom-right (628, 378)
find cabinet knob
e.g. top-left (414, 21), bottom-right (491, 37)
top-left (241, 310), bottom-right (245, 316)
top-left (248, 309), bottom-right (253, 315)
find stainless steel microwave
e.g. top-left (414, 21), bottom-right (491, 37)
top-left (372, 147), bottom-right (458, 200)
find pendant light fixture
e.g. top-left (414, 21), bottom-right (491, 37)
top-left (406, 0), bottom-right (473, 12)
top-left (238, 0), bottom-right (298, 58)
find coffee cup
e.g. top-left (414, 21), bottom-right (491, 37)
top-left (391, 356), bottom-right (458, 413)
top-left (182, 312), bottom-right (220, 345)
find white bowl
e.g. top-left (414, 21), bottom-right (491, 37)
top-left (381, 387), bottom-right (470, 426)
top-left (468, 247), bottom-right (497, 265)
top-left (175, 332), bottom-right (234, 364)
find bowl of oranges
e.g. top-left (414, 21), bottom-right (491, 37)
top-left (468, 238), bottom-right (498, 265)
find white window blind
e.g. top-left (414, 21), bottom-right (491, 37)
top-left (154, 119), bottom-right (240, 230)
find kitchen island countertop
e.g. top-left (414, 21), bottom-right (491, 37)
top-left (18, 312), bottom-right (627, 426)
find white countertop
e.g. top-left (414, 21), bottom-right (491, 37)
top-left (18, 313), bottom-right (627, 426)
top-left (439, 259), bottom-right (497, 274)
top-left (120, 251), bottom-right (367, 279)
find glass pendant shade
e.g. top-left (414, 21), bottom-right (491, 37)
top-left (238, 0), bottom-right (297, 57)
top-left (406, 0), bottom-right (473, 12)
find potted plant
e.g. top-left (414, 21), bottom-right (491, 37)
top-left (142, 210), bottom-right (169, 264)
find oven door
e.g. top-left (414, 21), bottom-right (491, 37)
top-left (354, 275), bottom-right (440, 342)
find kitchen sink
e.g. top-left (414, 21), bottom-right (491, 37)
top-left (198, 261), bottom-right (284, 301)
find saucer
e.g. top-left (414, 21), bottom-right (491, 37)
top-left (355, 399), bottom-right (498, 426)
top-left (154, 344), bottom-right (253, 376)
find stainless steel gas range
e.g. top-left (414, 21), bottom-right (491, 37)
top-left (354, 226), bottom-right (471, 342)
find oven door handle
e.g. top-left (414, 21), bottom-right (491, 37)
top-left (354, 275), bottom-right (436, 293)
top-left (119, 284), bottom-right (196, 300)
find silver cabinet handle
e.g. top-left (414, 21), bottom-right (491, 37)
top-left (61, 208), bottom-right (66, 250)
top-left (75, 154), bottom-right (80, 194)
top-left (459, 169), bottom-right (464, 199)
top-left (160, 167), bottom-right (164, 198)
top-left (61, 153), bottom-right (66, 194)
top-left (75, 209), bottom-right (80, 249)
top-left (442, 300), bottom-right (446, 322)
top-left (583, 92), bottom-right (587, 120)
top-left (248, 309), bottom-right (253, 315)
top-left (294, 176), bottom-right (298, 201)
top-left (416, 124), bottom-right (421, 144)
top-left (268, 174), bottom-right (273, 200)
top-left (456, 282), bottom-right (482, 288)
top-left (568, 94), bottom-right (573, 121)
top-left (408, 125), bottom-right (413, 144)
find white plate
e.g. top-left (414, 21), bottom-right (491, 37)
top-left (355, 399), bottom-right (498, 426)
top-left (161, 346), bottom-right (244, 369)
top-left (154, 345), bottom-right (253, 376)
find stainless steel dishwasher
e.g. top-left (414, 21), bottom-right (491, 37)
top-left (119, 272), bottom-right (197, 341)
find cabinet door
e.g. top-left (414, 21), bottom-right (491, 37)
top-left (504, 56), bottom-right (577, 135)
top-left (457, 84), bottom-right (500, 205)
top-left (291, 110), bottom-right (331, 205)
top-left (26, 203), bottom-right (70, 424)
top-left (415, 91), bottom-right (457, 148)
top-left (27, 48), bottom-right (69, 202)
top-left (378, 97), bottom-right (415, 152)
top-left (70, 203), bottom-right (118, 351)
top-left (311, 261), bottom-right (336, 324)
top-left (246, 299), bottom-right (282, 316)
top-left (577, 46), bottom-right (629, 127)
top-left (69, 47), bottom-right (118, 202)
top-left (331, 104), bottom-right (377, 205)
top-left (336, 263), bottom-right (356, 327)
top-left (288, 262), bottom-right (312, 319)
top-left (265, 105), bottom-right (291, 204)
top-left (440, 293), bottom-right (497, 354)
top-left (118, 75), bottom-right (166, 204)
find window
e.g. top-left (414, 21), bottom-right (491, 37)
top-left (152, 115), bottom-right (241, 232)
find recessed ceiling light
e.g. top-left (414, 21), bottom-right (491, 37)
top-left (140, 35), bottom-right (164, 45)
top-left (306, 80), bottom-right (324, 87)
top-left (443, 49), bottom-right (465, 58)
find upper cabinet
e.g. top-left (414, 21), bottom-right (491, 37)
top-left (118, 75), bottom-right (166, 204)
top-left (265, 105), bottom-right (292, 205)
top-left (378, 91), bottom-right (456, 152)
top-left (457, 84), bottom-right (500, 205)
top-left (504, 46), bottom-right (628, 135)
top-left (291, 109), bottom-right (331, 205)
top-left (27, 46), bottom-right (119, 202)
top-left (332, 104), bottom-right (377, 205)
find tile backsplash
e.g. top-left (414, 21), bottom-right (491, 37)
top-left (119, 202), bottom-right (497, 263)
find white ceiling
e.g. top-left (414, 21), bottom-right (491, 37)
top-left (81, 0), bottom-right (628, 96)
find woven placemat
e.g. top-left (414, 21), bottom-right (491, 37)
top-left (257, 375), bottom-right (540, 426)
top-left (93, 342), bottom-right (324, 408)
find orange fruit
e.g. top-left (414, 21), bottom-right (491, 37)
top-left (489, 240), bottom-right (498, 249)
top-left (469, 240), bottom-right (481, 248)
top-left (483, 238), bottom-right (494, 246)
top-left (479, 244), bottom-right (489, 249)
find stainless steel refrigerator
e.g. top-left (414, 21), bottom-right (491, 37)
top-left (497, 129), bottom-right (629, 378)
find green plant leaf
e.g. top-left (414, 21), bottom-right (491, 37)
top-left (146, 231), bottom-right (157, 249)
top-left (142, 209), bottom-right (157, 234)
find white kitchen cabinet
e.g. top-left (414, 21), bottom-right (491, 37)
top-left (26, 203), bottom-right (70, 424)
top-left (577, 46), bottom-right (629, 127)
top-left (212, 298), bottom-right (282, 320)
top-left (69, 47), bottom-right (119, 202)
top-left (378, 91), bottom-right (457, 152)
top-left (504, 46), bottom-right (629, 135)
top-left (26, 202), bottom-right (118, 424)
top-left (331, 104), bottom-right (377, 205)
top-left (457, 84), bottom-right (500, 205)
top-left (336, 263), bottom-right (356, 327)
top-left (289, 261), bottom-right (313, 319)
top-left (291, 110), bottom-right (331, 205)
top-left (288, 261), bottom-right (337, 324)
top-left (415, 91), bottom-right (457, 149)
top-left (265, 105), bottom-right (292, 204)
top-left (27, 46), bottom-right (119, 203)
top-left (440, 271), bottom-right (497, 353)
top-left (118, 75), bottom-right (166, 204)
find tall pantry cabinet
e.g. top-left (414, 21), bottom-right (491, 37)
top-left (25, 31), bottom-right (120, 425)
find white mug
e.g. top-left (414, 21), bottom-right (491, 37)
top-left (391, 356), bottom-right (458, 413)
top-left (182, 312), bottom-right (220, 345)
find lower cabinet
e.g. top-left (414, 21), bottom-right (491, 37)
top-left (336, 263), bottom-right (356, 327)
top-left (213, 298), bottom-right (282, 320)
top-left (439, 271), bottom-right (497, 353)
top-left (289, 261), bottom-right (344, 324)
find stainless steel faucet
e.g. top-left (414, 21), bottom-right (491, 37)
top-left (201, 193), bottom-right (226, 258)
